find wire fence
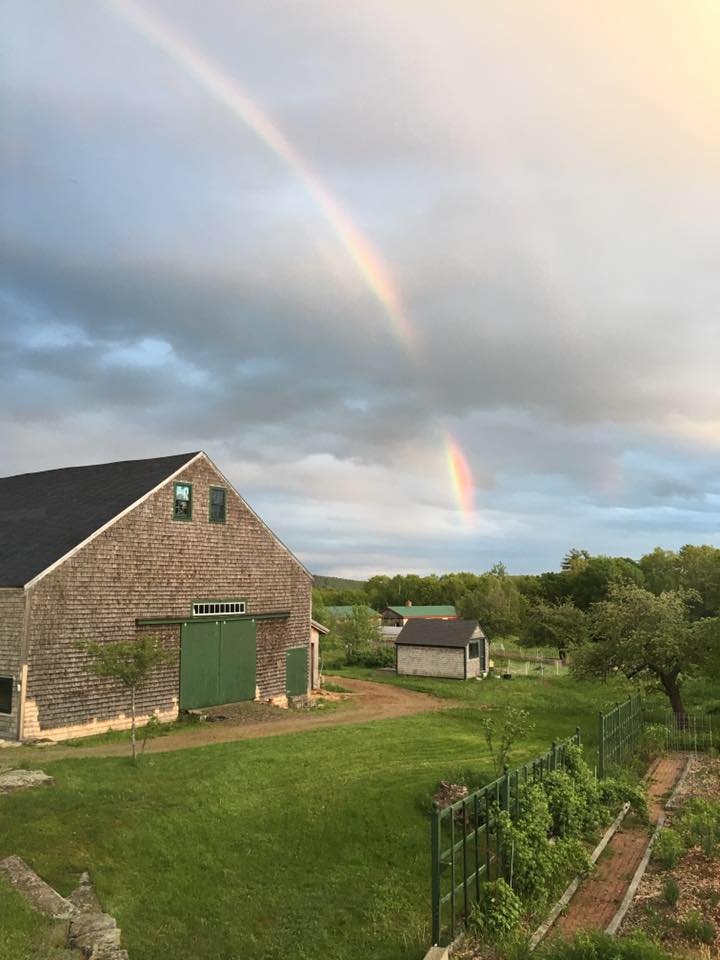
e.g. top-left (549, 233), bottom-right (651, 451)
top-left (664, 711), bottom-right (714, 752)
top-left (598, 694), bottom-right (643, 778)
top-left (430, 728), bottom-right (581, 946)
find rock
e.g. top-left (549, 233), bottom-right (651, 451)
top-left (0, 768), bottom-right (54, 793)
top-left (68, 871), bottom-right (103, 914)
top-left (0, 855), bottom-right (75, 919)
top-left (69, 909), bottom-right (125, 958)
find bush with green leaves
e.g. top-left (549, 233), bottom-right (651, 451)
top-left (535, 929), bottom-right (680, 959)
top-left (652, 828), bottom-right (684, 869)
top-left (468, 879), bottom-right (522, 942)
top-left (597, 776), bottom-right (648, 823)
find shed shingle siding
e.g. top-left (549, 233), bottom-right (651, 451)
top-left (0, 589), bottom-right (24, 737)
top-left (396, 644), bottom-right (465, 679)
top-left (21, 456), bottom-right (311, 740)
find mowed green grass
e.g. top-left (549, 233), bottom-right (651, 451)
top-left (0, 876), bottom-right (73, 960)
top-left (1, 673), bottom-right (711, 960)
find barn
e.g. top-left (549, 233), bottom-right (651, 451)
top-left (0, 452), bottom-right (312, 741)
top-left (394, 619), bottom-right (489, 679)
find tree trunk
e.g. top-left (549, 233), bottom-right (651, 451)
top-left (660, 671), bottom-right (686, 720)
top-left (130, 686), bottom-right (136, 762)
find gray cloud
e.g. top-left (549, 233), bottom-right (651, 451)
top-left (2, 0), bottom-right (720, 573)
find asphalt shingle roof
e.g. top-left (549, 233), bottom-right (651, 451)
top-left (395, 618), bottom-right (485, 648)
top-left (0, 452), bottom-right (199, 587)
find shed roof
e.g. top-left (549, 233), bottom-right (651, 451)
top-left (385, 605), bottom-right (457, 618)
top-left (395, 619), bottom-right (485, 648)
top-left (327, 605), bottom-right (379, 618)
top-left (0, 452), bottom-right (199, 587)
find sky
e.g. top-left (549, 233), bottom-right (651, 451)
top-left (2, 0), bottom-right (719, 578)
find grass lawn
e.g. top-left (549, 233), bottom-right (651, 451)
top-left (1, 673), bottom-right (716, 960)
top-left (0, 876), bottom-right (73, 960)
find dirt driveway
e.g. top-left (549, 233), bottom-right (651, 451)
top-left (11, 676), bottom-right (445, 762)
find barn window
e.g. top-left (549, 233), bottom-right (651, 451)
top-left (0, 677), bottom-right (12, 714)
top-left (173, 482), bottom-right (192, 521)
top-left (468, 641), bottom-right (479, 659)
top-left (192, 601), bottom-right (246, 617)
top-left (208, 486), bottom-right (227, 523)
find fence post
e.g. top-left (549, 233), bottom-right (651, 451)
top-left (502, 765), bottom-right (511, 813)
top-left (575, 725), bottom-right (581, 747)
top-left (598, 711), bottom-right (605, 779)
top-left (431, 802), bottom-right (441, 945)
top-left (551, 739), bottom-right (558, 772)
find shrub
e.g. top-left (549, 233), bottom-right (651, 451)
top-left (468, 879), bottom-right (522, 942)
top-left (662, 877), bottom-right (680, 907)
top-left (678, 798), bottom-right (720, 857)
top-left (639, 724), bottom-right (668, 763)
top-left (536, 929), bottom-right (677, 959)
top-left (652, 828), bottom-right (684, 869)
top-left (680, 909), bottom-right (716, 944)
top-left (598, 777), bottom-right (648, 823)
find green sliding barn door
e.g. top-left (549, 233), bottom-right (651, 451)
top-left (285, 646), bottom-right (308, 697)
top-left (180, 619), bottom-right (256, 709)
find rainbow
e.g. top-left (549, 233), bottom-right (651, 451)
top-left (445, 433), bottom-right (475, 519)
top-left (107, 0), bottom-right (477, 522)
top-left (107, 0), bottom-right (414, 350)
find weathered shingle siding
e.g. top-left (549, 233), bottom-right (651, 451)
top-left (0, 588), bottom-right (24, 738)
top-left (396, 644), bottom-right (465, 679)
top-left (23, 456), bottom-right (311, 739)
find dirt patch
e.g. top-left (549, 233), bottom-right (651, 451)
top-left (553, 752), bottom-right (688, 938)
top-left (12, 676), bottom-right (445, 761)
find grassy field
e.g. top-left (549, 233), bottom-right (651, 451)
top-left (1, 672), bottom-right (717, 960)
top-left (0, 876), bottom-right (73, 960)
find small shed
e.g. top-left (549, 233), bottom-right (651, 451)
top-left (309, 619), bottom-right (329, 689)
top-left (395, 619), bottom-right (488, 679)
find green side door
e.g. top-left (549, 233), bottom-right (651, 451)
top-left (285, 646), bottom-right (308, 697)
top-left (180, 619), bottom-right (257, 709)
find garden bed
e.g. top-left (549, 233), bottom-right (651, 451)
top-left (621, 755), bottom-right (720, 956)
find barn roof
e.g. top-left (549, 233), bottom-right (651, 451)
top-left (385, 605), bottom-right (457, 618)
top-left (0, 452), bottom-right (199, 587)
top-left (395, 618), bottom-right (485, 648)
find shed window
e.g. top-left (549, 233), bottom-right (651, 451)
top-left (209, 486), bottom-right (226, 523)
top-left (173, 482), bottom-right (192, 520)
top-left (0, 676), bottom-right (12, 715)
top-left (192, 601), bottom-right (246, 617)
top-left (468, 641), bottom-right (480, 660)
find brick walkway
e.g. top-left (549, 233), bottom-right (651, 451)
top-left (554, 753), bottom-right (687, 936)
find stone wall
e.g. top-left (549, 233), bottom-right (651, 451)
top-left (23, 455), bottom-right (311, 739)
top-left (0, 589), bottom-right (24, 738)
top-left (396, 644), bottom-right (466, 679)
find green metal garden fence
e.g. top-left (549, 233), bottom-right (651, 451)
top-left (598, 694), bottom-right (643, 778)
top-left (664, 711), bottom-right (714, 752)
top-left (430, 728), bottom-right (582, 946)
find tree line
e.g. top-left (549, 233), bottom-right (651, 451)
top-left (314, 545), bottom-right (720, 716)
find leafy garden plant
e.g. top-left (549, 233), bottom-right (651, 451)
top-left (469, 879), bottom-right (523, 942)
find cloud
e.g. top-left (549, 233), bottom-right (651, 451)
top-left (1, 0), bottom-right (720, 574)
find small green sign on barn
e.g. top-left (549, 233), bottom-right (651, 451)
top-left (285, 646), bottom-right (308, 698)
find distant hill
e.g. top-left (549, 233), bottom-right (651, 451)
top-left (313, 575), bottom-right (367, 591)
